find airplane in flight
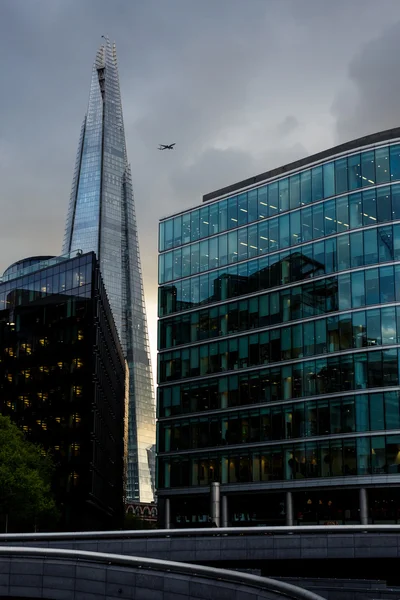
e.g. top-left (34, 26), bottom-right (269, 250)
top-left (158, 143), bottom-right (176, 150)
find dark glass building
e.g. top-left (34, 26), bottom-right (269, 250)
top-left (0, 251), bottom-right (126, 531)
top-left (157, 128), bottom-right (400, 527)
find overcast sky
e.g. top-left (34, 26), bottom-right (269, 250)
top-left (1, 0), bottom-right (400, 385)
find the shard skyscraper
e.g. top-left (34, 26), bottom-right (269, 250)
top-left (63, 38), bottom-right (155, 502)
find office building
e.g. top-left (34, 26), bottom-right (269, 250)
top-left (157, 128), bottom-right (400, 527)
top-left (0, 252), bottom-right (125, 530)
top-left (62, 38), bottom-right (155, 502)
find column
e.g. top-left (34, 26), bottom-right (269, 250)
top-left (221, 495), bottom-right (228, 528)
top-left (286, 491), bottom-right (294, 526)
top-left (359, 487), bottom-right (368, 525)
top-left (210, 482), bottom-right (221, 527)
top-left (165, 498), bottom-right (171, 530)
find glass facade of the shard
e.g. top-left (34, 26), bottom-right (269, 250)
top-left (63, 39), bottom-right (155, 502)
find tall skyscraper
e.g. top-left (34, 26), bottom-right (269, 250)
top-left (63, 38), bottom-right (155, 502)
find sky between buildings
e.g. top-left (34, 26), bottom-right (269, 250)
top-left (1, 0), bottom-right (400, 389)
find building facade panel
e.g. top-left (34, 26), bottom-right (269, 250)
top-left (157, 130), bottom-right (400, 527)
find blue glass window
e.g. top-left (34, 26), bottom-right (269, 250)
top-left (290, 210), bottom-right (301, 245)
top-left (335, 158), bottom-right (348, 195)
top-left (190, 210), bottom-right (200, 242)
top-left (279, 214), bottom-right (290, 248)
top-left (219, 234), bottom-right (228, 267)
top-left (165, 219), bottom-right (174, 250)
top-left (348, 154), bottom-right (361, 190)
top-left (173, 215), bottom-right (182, 246)
top-left (301, 207), bottom-right (312, 242)
top-left (361, 151), bottom-right (375, 186)
top-left (269, 218), bottom-right (279, 251)
top-left (209, 203), bottom-right (219, 236)
top-left (390, 145), bottom-right (400, 181)
top-left (290, 174), bottom-right (300, 209)
top-left (191, 243), bottom-right (200, 274)
top-left (279, 179), bottom-right (289, 212)
top-left (268, 183), bottom-right (279, 216)
top-left (182, 213), bottom-right (191, 244)
top-left (219, 200), bottom-right (228, 231)
top-left (258, 186), bottom-right (268, 220)
top-left (182, 245), bottom-right (191, 277)
top-left (300, 170), bottom-right (311, 205)
top-left (238, 193), bottom-right (248, 226)
top-left (313, 203), bottom-right (324, 239)
top-left (349, 193), bottom-right (363, 229)
top-left (228, 197), bottom-right (238, 229)
top-left (312, 166), bottom-right (323, 202)
top-left (364, 228), bottom-right (378, 265)
top-left (323, 162), bottom-right (335, 198)
top-left (238, 228), bottom-right (248, 261)
top-left (324, 199), bottom-right (336, 235)
top-left (363, 189), bottom-right (377, 226)
top-left (350, 231), bottom-right (363, 267)
top-left (375, 147), bottom-right (390, 184)
top-left (228, 230), bottom-right (238, 263)
top-left (248, 190), bottom-right (258, 222)
top-left (336, 196), bottom-right (349, 232)
top-left (199, 207), bottom-right (209, 239)
top-left (159, 221), bottom-right (165, 252)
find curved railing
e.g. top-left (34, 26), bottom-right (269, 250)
top-left (0, 546), bottom-right (324, 600)
top-left (0, 523), bottom-right (399, 542)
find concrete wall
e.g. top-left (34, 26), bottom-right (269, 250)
top-left (1, 532), bottom-right (399, 563)
top-left (0, 550), bottom-right (325, 600)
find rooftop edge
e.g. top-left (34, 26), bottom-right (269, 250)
top-left (202, 127), bottom-right (400, 203)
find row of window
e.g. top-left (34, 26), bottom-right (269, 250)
top-left (159, 223), bottom-right (400, 315)
top-left (159, 265), bottom-right (399, 349)
top-left (158, 434), bottom-right (400, 489)
top-left (0, 261), bottom-right (92, 312)
top-left (159, 307), bottom-right (399, 383)
top-left (159, 184), bottom-right (400, 283)
top-left (158, 348), bottom-right (398, 415)
top-left (158, 392), bottom-right (399, 452)
top-left (160, 144), bottom-right (400, 252)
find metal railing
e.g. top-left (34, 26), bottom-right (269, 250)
top-left (0, 523), bottom-right (399, 542)
top-left (0, 546), bottom-right (325, 600)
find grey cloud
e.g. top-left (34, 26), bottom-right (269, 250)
top-left (333, 22), bottom-right (400, 143)
top-left (1, 0), bottom-right (400, 373)
top-left (276, 116), bottom-right (299, 137)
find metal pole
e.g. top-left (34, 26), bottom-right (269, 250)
top-left (359, 488), bottom-right (368, 525)
top-left (221, 495), bottom-right (228, 528)
top-left (164, 498), bottom-right (171, 530)
top-left (286, 491), bottom-right (294, 526)
top-left (210, 482), bottom-right (220, 527)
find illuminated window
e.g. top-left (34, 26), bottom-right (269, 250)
top-left (55, 417), bottom-right (61, 424)
top-left (20, 343), bottom-right (32, 355)
top-left (39, 366), bottom-right (49, 374)
top-left (39, 338), bottom-right (48, 347)
top-left (71, 443), bottom-right (80, 456)
top-left (21, 369), bottom-right (30, 380)
top-left (54, 445), bottom-right (60, 451)
top-left (73, 385), bottom-right (82, 397)
top-left (5, 347), bottom-right (14, 357)
top-left (72, 413), bottom-right (81, 425)
top-left (77, 330), bottom-right (84, 341)
top-left (7, 374), bottom-right (12, 382)
top-left (73, 358), bottom-right (83, 369)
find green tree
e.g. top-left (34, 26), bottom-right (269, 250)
top-left (0, 415), bottom-right (58, 532)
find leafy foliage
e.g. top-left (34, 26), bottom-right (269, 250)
top-left (0, 415), bottom-right (58, 531)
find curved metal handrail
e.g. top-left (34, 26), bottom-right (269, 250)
top-left (0, 523), bottom-right (399, 542)
top-left (0, 546), bottom-right (325, 600)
